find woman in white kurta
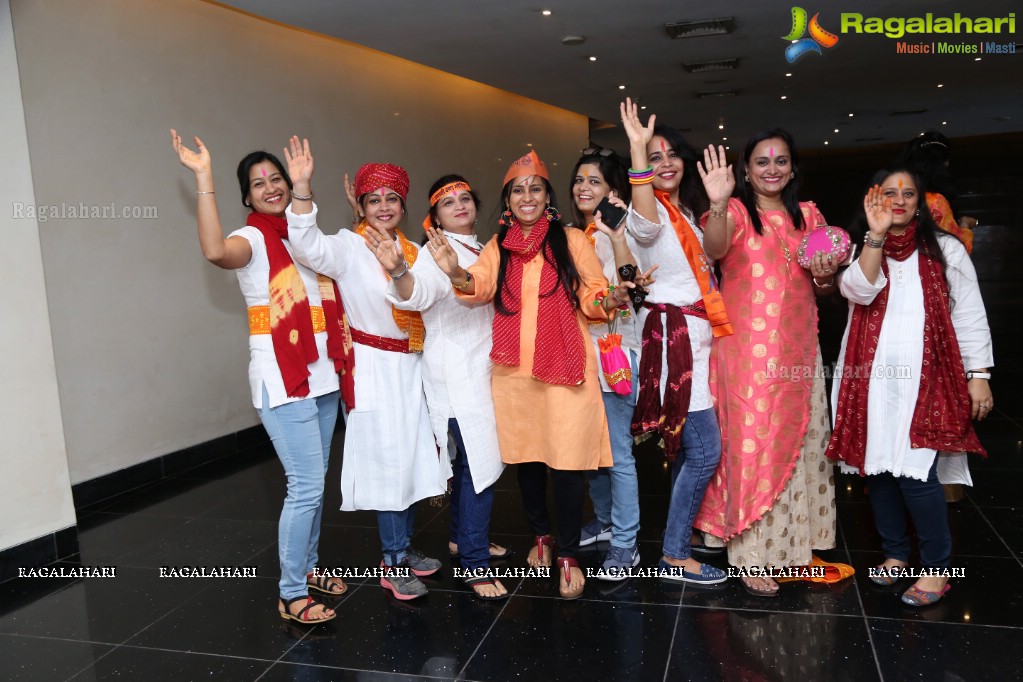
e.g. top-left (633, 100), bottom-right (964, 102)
top-left (367, 174), bottom-right (507, 600)
top-left (828, 168), bottom-right (993, 607)
top-left (285, 143), bottom-right (450, 601)
top-left (171, 132), bottom-right (344, 624)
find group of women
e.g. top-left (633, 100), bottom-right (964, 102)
top-left (170, 98), bottom-right (993, 621)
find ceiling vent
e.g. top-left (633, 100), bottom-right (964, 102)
top-left (890, 109), bottom-right (928, 116)
top-left (665, 18), bottom-right (735, 39)
top-left (695, 90), bottom-right (738, 99)
top-left (682, 58), bottom-right (740, 73)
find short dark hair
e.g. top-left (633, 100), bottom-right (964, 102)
top-left (236, 151), bottom-right (292, 209)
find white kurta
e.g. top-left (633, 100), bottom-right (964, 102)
top-left (385, 233), bottom-right (504, 493)
top-left (286, 204), bottom-right (450, 511)
top-left (587, 230), bottom-right (645, 392)
top-left (833, 235), bottom-right (993, 483)
top-left (626, 203), bottom-right (713, 410)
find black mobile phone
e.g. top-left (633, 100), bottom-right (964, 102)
top-left (594, 197), bottom-right (627, 230)
top-left (617, 263), bottom-right (649, 312)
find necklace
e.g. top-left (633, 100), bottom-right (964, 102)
top-left (757, 207), bottom-right (791, 262)
top-left (445, 232), bottom-right (482, 255)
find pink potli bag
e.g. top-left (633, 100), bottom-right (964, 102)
top-left (592, 285), bottom-right (632, 395)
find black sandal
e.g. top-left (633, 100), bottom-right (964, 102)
top-left (306, 571), bottom-right (348, 596)
top-left (463, 575), bottom-right (509, 601)
top-left (278, 595), bottom-right (336, 624)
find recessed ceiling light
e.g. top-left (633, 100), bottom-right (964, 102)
top-left (975, 57), bottom-right (982, 61)
top-left (848, 113), bottom-right (854, 117)
top-left (542, 9), bottom-right (551, 16)
top-left (640, 106), bottom-right (647, 110)
top-left (824, 141), bottom-right (829, 145)
top-left (722, 137), bottom-right (727, 141)
top-left (726, 146), bottom-right (730, 150)
top-left (785, 73), bottom-right (792, 77)
top-left (526, 143), bottom-right (533, 147)
top-left (780, 95), bottom-right (787, 100)
top-left (942, 121), bottom-right (948, 125)
top-left (588, 56), bottom-right (597, 62)
top-left (718, 124), bottom-right (725, 129)
top-left (834, 128), bottom-right (839, 133)
top-left (619, 84), bottom-right (626, 90)
top-left (937, 83), bottom-right (944, 88)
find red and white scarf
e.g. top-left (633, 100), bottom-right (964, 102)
top-left (490, 216), bottom-right (586, 385)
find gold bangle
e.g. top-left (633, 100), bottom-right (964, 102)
top-left (452, 271), bottom-right (473, 291)
top-left (708, 204), bottom-right (727, 219)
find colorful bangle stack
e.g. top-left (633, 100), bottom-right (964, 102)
top-left (628, 166), bottom-right (655, 185)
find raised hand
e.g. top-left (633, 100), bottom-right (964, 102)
top-left (620, 97), bottom-right (655, 149)
top-left (170, 129), bottom-right (211, 176)
top-left (363, 224), bottom-right (405, 272)
top-left (635, 264), bottom-right (658, 289)
top-left (425, 227), bottom-right (460, 276)
top-left (343, 172), bottom-right (361, 221)
top-left (864, 184), bottom-right (893, 235)
top-left (697, 145), bottom-right (735, 206)
top-left (283, 136), bottom-right (314, 185)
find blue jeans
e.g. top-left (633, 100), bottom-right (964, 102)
top-left (663, 408), bottom-right (722, 561)
top-left (867, 458), bottom-right (951, 568)
top-left (259, 385), bottom-right (339, 601)
top-left (378, 505), bottom-right (417, 565)
top-left (587, 349), bottom-right (641, 548)
top-left (448, 419), bottom-right (496, 571)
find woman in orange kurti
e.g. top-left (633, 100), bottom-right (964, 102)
top-left (426, 150), bottom-right (627, 599)
top-left (695, 130), bottom-right (839, 597)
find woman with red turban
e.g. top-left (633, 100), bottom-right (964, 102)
top-left (285, 138), bottom-right (451, 601)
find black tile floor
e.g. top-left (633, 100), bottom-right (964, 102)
top-left (3, 282), bottom-right (1020, 681)
top-left (3, 410), bottom-right (1021, 682)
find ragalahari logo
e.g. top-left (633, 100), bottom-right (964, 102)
top-left (784, 7), bottom-right (840, 62)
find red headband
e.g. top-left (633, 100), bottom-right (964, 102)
top-left (354, 163), bottom-right (409, 201)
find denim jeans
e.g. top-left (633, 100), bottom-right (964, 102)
top-left (448, 418), bottom-right (496, 571)
top-left (378, 505), bottom-right (417, 565)
top-left (662, 408), bottom-right (722, 561)
top-left (867, 458), bottom-right (951, 568)
top-left (259, 385), bottom-right (339, 600)
top-left (587, 349), bottom-right (641, 548)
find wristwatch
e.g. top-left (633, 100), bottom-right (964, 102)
top-left (966, 371), bottom-right (991, 380)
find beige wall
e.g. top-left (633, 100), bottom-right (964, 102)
top-left (10, 0), bottom-right (587, 486)
top-left (0, 0), bottom-right (76, 551)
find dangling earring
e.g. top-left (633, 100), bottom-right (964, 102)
top-left (743, 174), bottom-right (749, 182)
top-left (499, 209), bottom-right (513, 226)
top-left (915, 208), bottom-right (920, 217)
top-left (545, 204), bottom-right (561, 222)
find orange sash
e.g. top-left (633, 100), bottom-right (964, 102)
top-left (653, 191), bottom-right (732, 337)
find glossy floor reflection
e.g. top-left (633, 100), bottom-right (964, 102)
top-left (2, 301), bottom-right (1020, 681)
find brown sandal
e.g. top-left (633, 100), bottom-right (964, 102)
top-left (557, 557), bottom-right (585, 600)
top-left (278, 596), bottom-right (336, 624)
top-left (527, 535), bottom-right (555, 569)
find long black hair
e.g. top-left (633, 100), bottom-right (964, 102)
top-left (426, 174), bottom-right (480, 231)
top-left (652, 124), bottom-right (708, 219)
top-left (236, 151), bottom-right (292, 208)
top-left (735, 129), bottom-right (803, 235)
top-left (567, 150), bottom-right (630, 228)
top-left (895, 131), bottom-right (959, 217)
top-left (850, 166), bottom-right (949, 273)
top-left (494, 178), bottom-right (580, 315)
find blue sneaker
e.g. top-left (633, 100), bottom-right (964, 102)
top-left (658, 559), bottom-right (727, 585)
top-left (579, 518), bottom-right (613, 547)
top-left (596, 545), bottom-right (641, 582)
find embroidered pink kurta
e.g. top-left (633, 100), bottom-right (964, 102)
top-left (696, 198), bottom-right (824, 540)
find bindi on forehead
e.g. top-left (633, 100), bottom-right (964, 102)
top-left (898, 179), bottom-right (904, 189)
top-left (261, 167), bottom-right (268, 177)
top-left (769, 147), bottom-right (775, 158)
top-left (660, 140), bottom-right (667, 154)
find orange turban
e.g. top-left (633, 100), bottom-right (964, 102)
top-left (502, 150), bottom-right (549, 186)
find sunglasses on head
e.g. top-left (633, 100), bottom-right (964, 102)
top-left (581, 146), bottom-right (615, 158)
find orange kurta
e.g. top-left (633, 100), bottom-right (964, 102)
top-left (463, 229), bottom-right (613, 470)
